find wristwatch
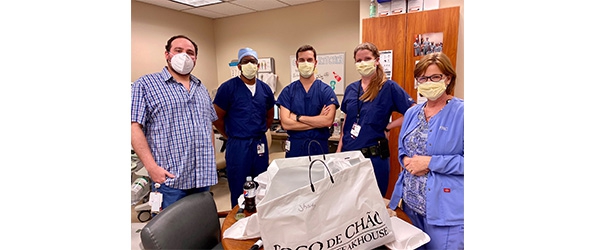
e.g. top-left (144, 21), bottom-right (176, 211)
top-left (384, 127), bottom-right (390, 132)
top-left (296, 115), bottom-right (301, 122)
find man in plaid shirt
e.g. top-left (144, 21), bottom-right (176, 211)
top-left (131, 35), bottom-right (218, 210)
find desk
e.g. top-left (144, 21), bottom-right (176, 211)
top-left (221, 205), bottom-right (259, 250)
top-left (270, 131), bottom-right (341, 152)
top-left (220, 199), bottom-right (412, 250)
top-left (270, 131), bottom-right (340, 142)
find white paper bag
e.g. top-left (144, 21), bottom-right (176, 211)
top-left (256, 151), bottom-right (395, 250)
top-left (384, 217), bottom-right (430, 250)
top-left (224, 152), bottom-right (356, 241)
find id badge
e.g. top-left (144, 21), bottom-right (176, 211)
top-left (350, 123), bottom-right (361, 139)
top-left (149, 191), bottom-right (163, 214)
top-left (284, 140), bottom-right (290, 152)
top-left (257, 143), bottom-right (265, 156)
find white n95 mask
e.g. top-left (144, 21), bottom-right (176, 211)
top-left (355, 60), bottom-right (376, 77)
top-left (170, 53), bottom-right (194, 75)
top-left (241, 62), bottom-right (258, 79)
top-left (417, 80), bottom-right (446, 101)
top-left (298, 62), bottom-right (315, 78)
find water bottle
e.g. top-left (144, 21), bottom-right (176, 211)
top-left (369, 0), bottom-right (377, 18)
top-left (131, 176), bottom-right (149, 205)
top-left (243, 176), bottom-right (257, 213)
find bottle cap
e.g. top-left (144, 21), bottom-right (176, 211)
top-left (246, 176), bottom-right (252, 181)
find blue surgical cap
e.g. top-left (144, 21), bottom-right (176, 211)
top-left (238, 47), bottom-right (258, 62)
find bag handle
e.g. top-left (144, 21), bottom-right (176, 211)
top-left (307, 140), bottom-right (326, 162)
top-left (308, 159), bottom-right (334, 192)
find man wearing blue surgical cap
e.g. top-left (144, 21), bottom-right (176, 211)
top-left (213, 47), bottom-right (275, 208)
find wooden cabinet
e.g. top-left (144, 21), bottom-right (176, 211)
top-left (362, 6), bottom-right (460, 198)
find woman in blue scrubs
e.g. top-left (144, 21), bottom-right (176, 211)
top-left (213, 48), bottom-right (275, 208)
top-left (388, 52), bottom-right (464, 250)
top-left (336, 42), bottom-right (414, 196)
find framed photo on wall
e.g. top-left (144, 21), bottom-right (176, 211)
top-left (258, 57), bottom-right (275, 73)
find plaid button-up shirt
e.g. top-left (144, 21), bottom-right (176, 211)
top-left (131, 67), bottom-right (218, 189)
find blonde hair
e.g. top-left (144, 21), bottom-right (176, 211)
top-left (353, 42), bottom-right (387, 102)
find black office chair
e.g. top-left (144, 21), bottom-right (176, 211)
top-left (140, 192), bottom-right (225, 250)
top-left (215, 136), bottom-right (228, 179)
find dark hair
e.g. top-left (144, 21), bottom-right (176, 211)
top-left (165, 35), bottom-right (198, 56)
top-left (414, 52), bottom-right (457, 95)
top-left (296, 45), bottom-right (317, 60)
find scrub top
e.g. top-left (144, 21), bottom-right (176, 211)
top-left (213, 76), bottom-right (275, 138)
top-left (340, 79), bottom-right (414, 150)
top-left (277, 79), bottom-right (339, 140)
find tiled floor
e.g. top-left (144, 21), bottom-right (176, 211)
top-left (131, 177), bottom-right (231, 249)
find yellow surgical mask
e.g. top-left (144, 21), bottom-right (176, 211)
top-left (298, 62), bottom-right (315, 78)
top-left (417, 80), bottom-right (447, 101)
top-left (241, 62), bottom-right (258, 79)
top-left (355, 60), bottom-right (376, 77)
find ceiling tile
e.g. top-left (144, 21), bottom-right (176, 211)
top-left (278, 0), bottom-right (321, 5)
top-left (198, 2), bottom-right (256, 15)
top-left (135, 0), bottom-right (327, 19)
top-left (136, 0), bottom-right (193, 11)
top-left (232, 0), bottom-right (289, 11)
top-left (182, 8), bottom-right (230, 18)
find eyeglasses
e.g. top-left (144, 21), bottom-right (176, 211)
top-left (416, 74), bottom-right (444, 83)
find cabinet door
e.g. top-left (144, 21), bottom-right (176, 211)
top-left (362, 6), bottom-right (460, 199)
top-left (404, 7), bottom-right (460, 97)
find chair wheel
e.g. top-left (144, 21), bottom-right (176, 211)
top-left (137, 210), bottom-right (152, 223)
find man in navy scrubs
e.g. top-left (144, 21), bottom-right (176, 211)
top-left (213, 47), bottom-right (275, 208)
top-left (277, 45), bottom-right (339, 157)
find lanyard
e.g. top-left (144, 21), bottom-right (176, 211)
top-left (356, 82), bottom-right (363, 124)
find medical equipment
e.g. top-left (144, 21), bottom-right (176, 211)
top-left (131, 150), bottom-right (152, 222)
